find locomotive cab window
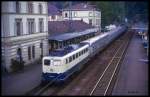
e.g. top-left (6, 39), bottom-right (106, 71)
top-left (44, 59), bottom-right (50, 65)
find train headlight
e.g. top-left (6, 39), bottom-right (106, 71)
top-left (50, 68), bottom-right (54, 72)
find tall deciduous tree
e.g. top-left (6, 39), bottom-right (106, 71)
top-left (90, 1), bottom-right (126, 28)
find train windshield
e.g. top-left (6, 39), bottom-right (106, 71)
top-left (44, 59), bottom-right (51, 65)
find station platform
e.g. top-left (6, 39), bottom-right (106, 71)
top-left (2, 63), bottom-right (42, 95)
top-left (112, 31), bottom-right (148, 95)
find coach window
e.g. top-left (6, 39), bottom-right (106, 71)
top-left (73, 55), bottom-right (75, 60)
top-left (81, 50), bottom-right (83, 54)
top-left (81, 50), bottom-right (83, 55)
top-left (65, 13), bottom-right (68, 18)
top-left (86, 48), bottom-right (88, 52)
top-left (71, 56), bottom-right (73, 61)
top-left (66, 58), bottom-right (68, 64)
top-left (79, 52), bottom-right (81, 56)
top-left (69, 56), bottom-right (72, 62)
top-left (83, 49), bottom-right (85, 53)
top-left (76, 53), bottom-right (78, 58)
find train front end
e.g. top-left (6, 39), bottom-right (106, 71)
top-left (42, 56), bottom-right (66, 82)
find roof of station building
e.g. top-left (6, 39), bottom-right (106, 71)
top-left (48, 28), bottom-right (98, 41)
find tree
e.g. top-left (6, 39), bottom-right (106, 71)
top-left (125, 1), bottom-right (148, 23)
top-left (90, 1), bottom-right (126, 28)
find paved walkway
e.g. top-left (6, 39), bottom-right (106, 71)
top-left (2, 62), bottom-right (42, 95)
top-left (112, 32), bottom-right (148, 95)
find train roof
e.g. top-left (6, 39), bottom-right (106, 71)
top-left (81, 33), bottom-right (109, 45)
top-left (48, 28), bottom-right (98, 41)
top-left (49, 43), bottom-right (88, 57)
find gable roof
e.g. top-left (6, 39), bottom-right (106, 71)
top-left (48, 20), bottom-right (94, 36)
top-left (48, 3), bottom-right (61, 15)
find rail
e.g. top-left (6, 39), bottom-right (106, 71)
top-left (90, 31), bottom-right (133, 96)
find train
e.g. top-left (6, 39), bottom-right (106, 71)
top-left (42, 24), bottom-right (128, 82)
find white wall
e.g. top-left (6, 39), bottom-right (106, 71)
top-left (1, 1), bottom-right (49, 72)
top-left (7, 15), bottom-right (47, 37)
top-left (48, 15), bottom-right (63, 21)
top-left (2, 1), bottom-right (47, 14)
top-left (2, 1), bottom-right (48, 37)
top-left (1, 2), bottom-right (9, 13)
top-left (62, 10), bottom-right (101, 28)
top-left (1, 15), bottom-right (10, 37)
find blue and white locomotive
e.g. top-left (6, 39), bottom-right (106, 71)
top-left (42, 25), bottom-right (127, 82)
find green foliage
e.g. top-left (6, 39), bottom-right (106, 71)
top-left (90, 1), bottom-right (126, 28)
top-left (90, 1), bottom-right (148, 27)
top-left (125, 1), bottom-right (148, 22)
top-left (11, 59), bottom-right (25, 72)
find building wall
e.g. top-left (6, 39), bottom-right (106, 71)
top-left (62, 10), bottom-right (101, 31)
top-left (2, 1), bottom-right (47, 14)
top-left (1, 1), bottom-right (48, 72)
top-left (48, 15), bottom-right (63, 21)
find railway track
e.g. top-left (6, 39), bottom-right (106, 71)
top-left (25, 30), bottom-right (134, 96)
top-left (25, 65), bottom-right (84, 95)
top-left (90, 31), bottom-right (133, 95)
top-left (25, 74), bottom-right (66, 95)
top-left (89, 30), bottom-right (134, 96)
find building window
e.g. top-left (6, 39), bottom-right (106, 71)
top-left (74, 12), bottom-right (77, 17)
top-left (51, 15), bottom-right (55, 20)
top-left (89, 12), bottom-right (92, 17)
top-left (65, 13), bottom-right (68, 18)
top-left (40, 42), bottom-right (43, 48)
top-left (96, 19), bottom-right (100, 25)
top-left (39, 3), bottom-right (42, 14)
top-left (17, 48), bottom-right (22, 62)
top-left (28, 46), bottom-right (31, 60)
top-left (32, 46), bottom-right (35, 58)
top-left (27, 19), bottom-right (35, 34)
top-left (89, 19), bottom-right (92, 25)
top-left (28, 2), bottom-right (33, 13)
top-left (40, 42), bottom-right (43, 58)
top-left (39, 18), bottom-right (43, 32)
top-left (15, 19), bottom-right (22, 36)
top-left (16, 2), bottom-right (20, 13)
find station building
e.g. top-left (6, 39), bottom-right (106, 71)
top-left (1, 1), bottom-right (48, 72)
top-left (62, 3), bottom-right (101, 31)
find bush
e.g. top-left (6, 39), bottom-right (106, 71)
top-left (11, 59), bottom-right (25, 72)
